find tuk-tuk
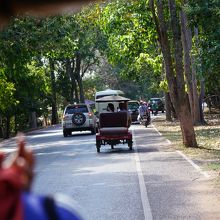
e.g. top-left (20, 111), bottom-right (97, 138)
top-left (95, 96), bottom-right (133, 153)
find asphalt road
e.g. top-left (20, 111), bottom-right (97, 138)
top-left (1, 119), bottom-right (220, 220)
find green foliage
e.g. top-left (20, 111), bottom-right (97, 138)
top-left (56, 62), bottom-right (73, 102)
top-left (0, 69), bottom-right (17, 113)
top-left (83, 77), bottom-right (100, 100)
top-left (97, 0), bottom-right (163, 97)
top-left (185, 0), bottom-right (220, 95)
top-left (0, 17), bottom-right (53, 133)
top-left (2, 0), bottom-right (218, 136)
top-left (159, 80), bottom-right (169, 92)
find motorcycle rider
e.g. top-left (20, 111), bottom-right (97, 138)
top-left (138, 101), bottom-right (147, 121)
top-left (138, 101), bottom-right (151, 126)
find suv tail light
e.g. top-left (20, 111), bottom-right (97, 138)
top-left (88, 112), bottom-right (93, 118)
top-left (63, 115), bottom-right (70, 120)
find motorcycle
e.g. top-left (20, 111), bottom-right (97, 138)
top-left (139, 112), bottom-right (151, 127)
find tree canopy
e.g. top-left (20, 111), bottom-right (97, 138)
top-left (0, 0), bottom-right (219, 146)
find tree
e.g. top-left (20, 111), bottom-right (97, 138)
top-left (0, 69), bottom-right (17, 138)
top-left (180, 8), bottom-right (203, 125)
top-left (186, 0), bottom-right (220, 108)
top-left (149, 0), bottom-right (197, 147)
top-left (98, 0), bottom-right (164, 99)
top-left (98, 0), bottom-right (198, 147)
top-left (0, 17), bottom-right (52, 135)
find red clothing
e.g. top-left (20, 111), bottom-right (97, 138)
top-left (0, 153), bottom-right (23, 220)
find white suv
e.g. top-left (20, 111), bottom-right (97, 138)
top-left (62, 103), bottom-right (96, 137)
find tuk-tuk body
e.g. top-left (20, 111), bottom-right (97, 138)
top-left (95, 96), bottom-right (133, 152)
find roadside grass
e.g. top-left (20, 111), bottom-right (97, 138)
top-left (152, 110), bottom-right (220, 181)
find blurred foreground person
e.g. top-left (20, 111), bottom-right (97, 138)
top-left (0, 133), bottom-right (83, 220)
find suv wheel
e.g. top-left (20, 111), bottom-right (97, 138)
top-left (63, 130), bottom-right (68, 137)
top-left (91, 127), bottom-right (96, 135)
top-left (72, 113), bottom-right (86, 126)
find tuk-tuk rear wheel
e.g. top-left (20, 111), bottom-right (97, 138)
top-left (96, 140), bottom-right (101, 153)
top-left (128, 140), bottom-right (133, 150)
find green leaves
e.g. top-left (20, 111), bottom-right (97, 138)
top-left (0, 69), bottom-right (17, 113)
top-left (96, 0), bottom-right (163, 97)
top-left (186, 0), bottom-right (220, 95)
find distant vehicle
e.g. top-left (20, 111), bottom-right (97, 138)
top-left (149, 98), bottom-right (165, 113)
top-left (128, 100), bottom-right (140, 122)
top-left (95, 89), bottom-right (125, 116)
top-left (62, 103), bottom-right (96, 137)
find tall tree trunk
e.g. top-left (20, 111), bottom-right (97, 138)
top-left (150, 0), bottom-right (178, 108)
top-left (180, 9), bottom-right (201, 125)
top-left (165, 92), bottom-right (172, 121)
top-left (0, 114), bottom-right (3, 138)
top-left (5, 115), bottom-right (10, 139)
top-left (168, 0), bottom-right (197, 147)
top-left (75, 53), bottom-right (85, 103)
top-left (150, 0), bottom-right (197, 147)
top-left (166, 92), bottom-right (177, 120)
top-left (49, 58), bottom-right (58, 125)
top-left (199, 79), bottom-right (206, 124)
top-left (29, 111), bottom-right (37, 129)
top-left (14, 114), bottom-right (18, 134)
top-left (180, 10), bottom-right (194, 116)
top-left (192, 65), bottom-right (202, 124)
top-left (194, 27), bottom-right (206, 124)
top-left (66, 58), bottom-right (75, 103)
top-left (72, 57), bottom-right (79, 103)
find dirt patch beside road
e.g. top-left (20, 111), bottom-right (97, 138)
top-left (152, 112), bottom-right (220, 184)
top-left (152, 112), bottom-right (220, 218)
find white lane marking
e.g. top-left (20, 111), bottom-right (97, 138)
top-left (132, 128), bottom-right (153, 220)
top-left (176, 150), bottom-right (210, 178)
top-left (152, 124), bottom-right (210, 178)
top-left (151, 124), bottom-right (171, 144)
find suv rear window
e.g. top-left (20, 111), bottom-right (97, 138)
top-left (65, 105), bottom-right (88, 114)
top-left (150, 98), bottom-right (162, 104)
top-left (128, 102), bottom-right (139, 110)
